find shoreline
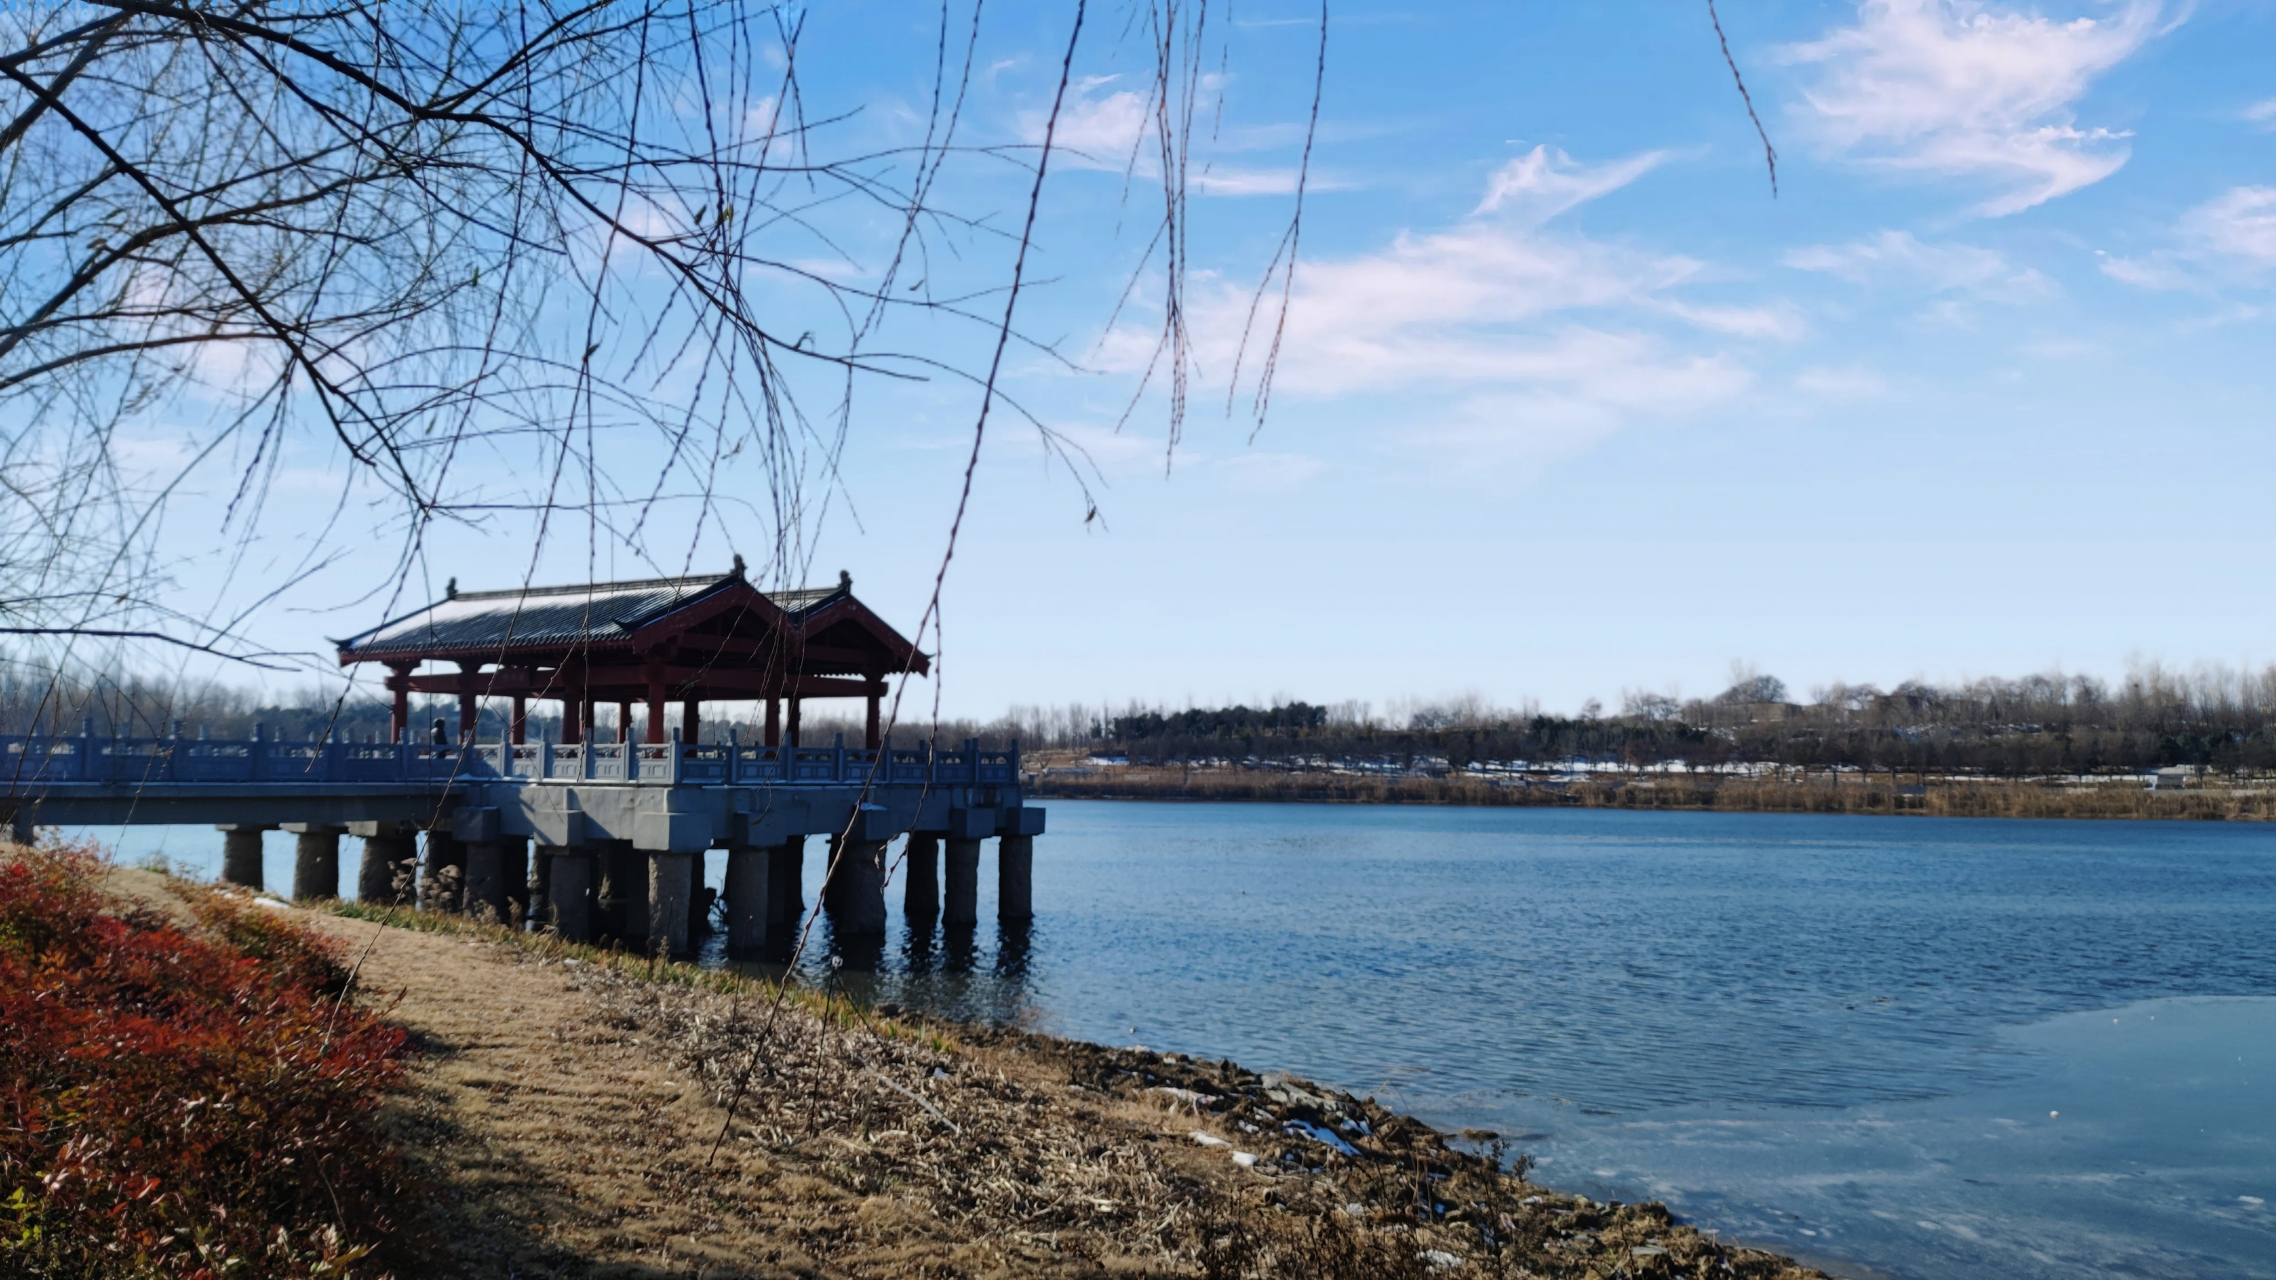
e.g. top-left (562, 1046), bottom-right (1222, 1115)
top-left (1032, 768), bottom-right (2276, 823)
top-left (294, 896), bottom-right (1834, 1278)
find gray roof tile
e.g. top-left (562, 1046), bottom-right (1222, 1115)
top-left (338, 574), bottom-right (841, 661)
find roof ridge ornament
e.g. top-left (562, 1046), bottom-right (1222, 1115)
top-left (838, 569), bottom-right (852, 593)
top-left (731, 553), bottom-right (746, 579)
top-left (445, 577), bottom-right (458, 600)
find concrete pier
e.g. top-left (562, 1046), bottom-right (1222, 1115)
top-left (598, 841), bottom-right (647, 945)
top-left (725, 845), bottom-right (768, 950)
top-left (530, 845), bottom-right (552, 926)
top-left (217, 824), bottom-right (270, 889)
top-left (998, 834), bottom-right (1034, 921)
top-left (768, 836), bottom-right (804, 938)
top-left (546, 848), bottom-right (594, 941)
top-left (464, 839), bottom-right (505, 922)
top-left (647, 851), bottom-right (694, 956)
top-left (501, 837), bottom-right (531, 926)
top-left (420, 831), bottom-right (467, 913)
top-left (355, 823), bottom-right (418, 904)
top-left (284, 823), bottom-right (343, 900)
top-left (830, 838), bottom-right (888, 935)
top-left (944, 837), bottom-right (981, 925)
top-left (903, 834), bottom-right (940, 919)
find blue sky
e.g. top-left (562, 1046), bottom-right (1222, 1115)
top-left (123, 0), bottom-right (2276, 719)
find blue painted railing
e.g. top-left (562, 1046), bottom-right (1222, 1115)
top-left (0, 726), bottom-right (1018, 789)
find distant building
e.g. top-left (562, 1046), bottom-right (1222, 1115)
top-left (2152, 766), bottom-right (2193, 791)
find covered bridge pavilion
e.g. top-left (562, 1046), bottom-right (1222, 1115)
top-left (336, 567), bottom-right (928, 749)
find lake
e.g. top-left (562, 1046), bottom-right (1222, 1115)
top-left (87, 801), bottom-right (2276, 1279)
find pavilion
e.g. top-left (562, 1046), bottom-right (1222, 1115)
top-left (335, 565), bottom-right (928, 749)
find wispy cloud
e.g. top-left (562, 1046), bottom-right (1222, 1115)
top-left (2101, 186), bottom-right (2276, 288)
top-left (1474, 146), bottom-right (1668, 222)
top-left (1781, 0), bottom-right (2167, 216)
top-left (1784, 229), bottom-right (2052, 300)
top-left (2246, 96), bottom-right (2276, 127)
top-left (2180, 186), bottom-right (2276, 268)
top-left (1098, 148), bottom-right (1784, 466)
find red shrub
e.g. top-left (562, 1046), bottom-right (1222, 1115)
top-left (0, 845), bottom-right (408, 1278)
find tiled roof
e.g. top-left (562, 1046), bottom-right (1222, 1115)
top-left (338, 573), bottom-right (841, 660)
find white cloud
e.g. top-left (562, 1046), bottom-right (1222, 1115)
top-left (1784, 229), bottom-right (2051, 299)
top-left (1193, 166), bottom-right (1313, 197)
top-left (2180, 186), bottom-right (2276, 268)
top-left (2246, 96), bottom-right (2276, 127)
top-left (1793, 365), bottom-right (1891, 398)
top-left (2101, 186), bottom-right (2276, 288)
top-left (1038, 78), bottom-right (1150, 168)
top-left (1095, 149), bottom-right (1781, 466)
top-left (1474, 146), bottom-right (1668, 222)
top-left (1031, 78), bottom-right (1325, 198)
top-left (1781, 1), bottom-right (2165, 216)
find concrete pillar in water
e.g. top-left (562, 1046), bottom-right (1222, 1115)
top-left (530, 844), bottom-right (552, 926)
top-left (647, 851), bottom-right (694, 957)
top-left (688, 855), bottom-right (714, 943)
top-left (903, 834), bottom-right (940, 919)
top-left (597, 841), bottom-right (647, 946)
top-left (725, 845), bottom-right (768, 950)
top-left (820, 834), bottom-right (847, 914)
top-left (501, 837), bottom-right (531, 928)
top-left (355, 825), bottom-right (418, 904)
top-left (767, 836), bottom-right (804, 939)
top-left (283, 823), bottom-right (343, 901)
top-left (216, 824), bottom-right (271, 890)
top-left (464, 840), bottom-right (506, 922)
top-left (420, 831), bottom-right (468, 913)
top-left (997, 834), bottom-right (1034, 922)
top-left (944, 837), bottom-right (982, 925)
top-left (831, 839), bottom-right (888, 936)
top-left (546, 848), bottom-right (595, 942)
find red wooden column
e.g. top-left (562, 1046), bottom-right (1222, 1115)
top-left (615, 701), bottom-right (632, 743)
top-left (864, 678), bottom-right (883, 750)
top-left (386, 662), bottom-right (414, 743)
top-left (510, 694), bottom-right (528, 745)
top-left (456, 661), bottom-right (481, 741)
top-left (681, 699), bottom-right (699, 744)
top-left (560, 690), bottom-right (581, 744)
top-left (645, 664), bottom-right (667, 744)
top-left (763, 697), bottom-right (780, 747)
top-left (786, 695), bottom-right (802, 747)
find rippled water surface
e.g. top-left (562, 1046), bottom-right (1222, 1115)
top-left (93, 802), bottom-right (2276, 1278)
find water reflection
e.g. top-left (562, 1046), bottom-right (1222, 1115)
top-left (696, 894), bottom-right (1038, 1029)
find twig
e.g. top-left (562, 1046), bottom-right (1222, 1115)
top-left (1706, 0), bottom-right (1778, 196)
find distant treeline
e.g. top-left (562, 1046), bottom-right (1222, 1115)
top-left (1034, 666), bottom-right (2276, 779)
top-left (9, 658), bottom-right (2276, 776)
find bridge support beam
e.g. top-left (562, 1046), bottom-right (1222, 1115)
top-left (725, 845), bottom-right (768, 951)
top-left (767, 836), bottom-right (803, 941)
top-left (283, 823), bottom-right (344, 901)
top-left (903, 834), bottom-right (940, 920)
top-left (829, 838), bottom-right (888, 936)
top-left (353, 824), bottom-right (418, 904)
top-left (646, 851), bottom-right (694, 957)
top-left (944, 838), bottom-right (981, 925)
top-left (544, 848), bottom-right (595, 942)
top-left (217, 824), bottom-right (272, 890)
top-left (997, 834), bottom-right (1034, 922)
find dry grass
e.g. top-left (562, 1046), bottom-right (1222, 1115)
top-left (270, 900), bottom-right (1827, 1279)
top-left (1037, 769), bottom-right (2276, 822)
